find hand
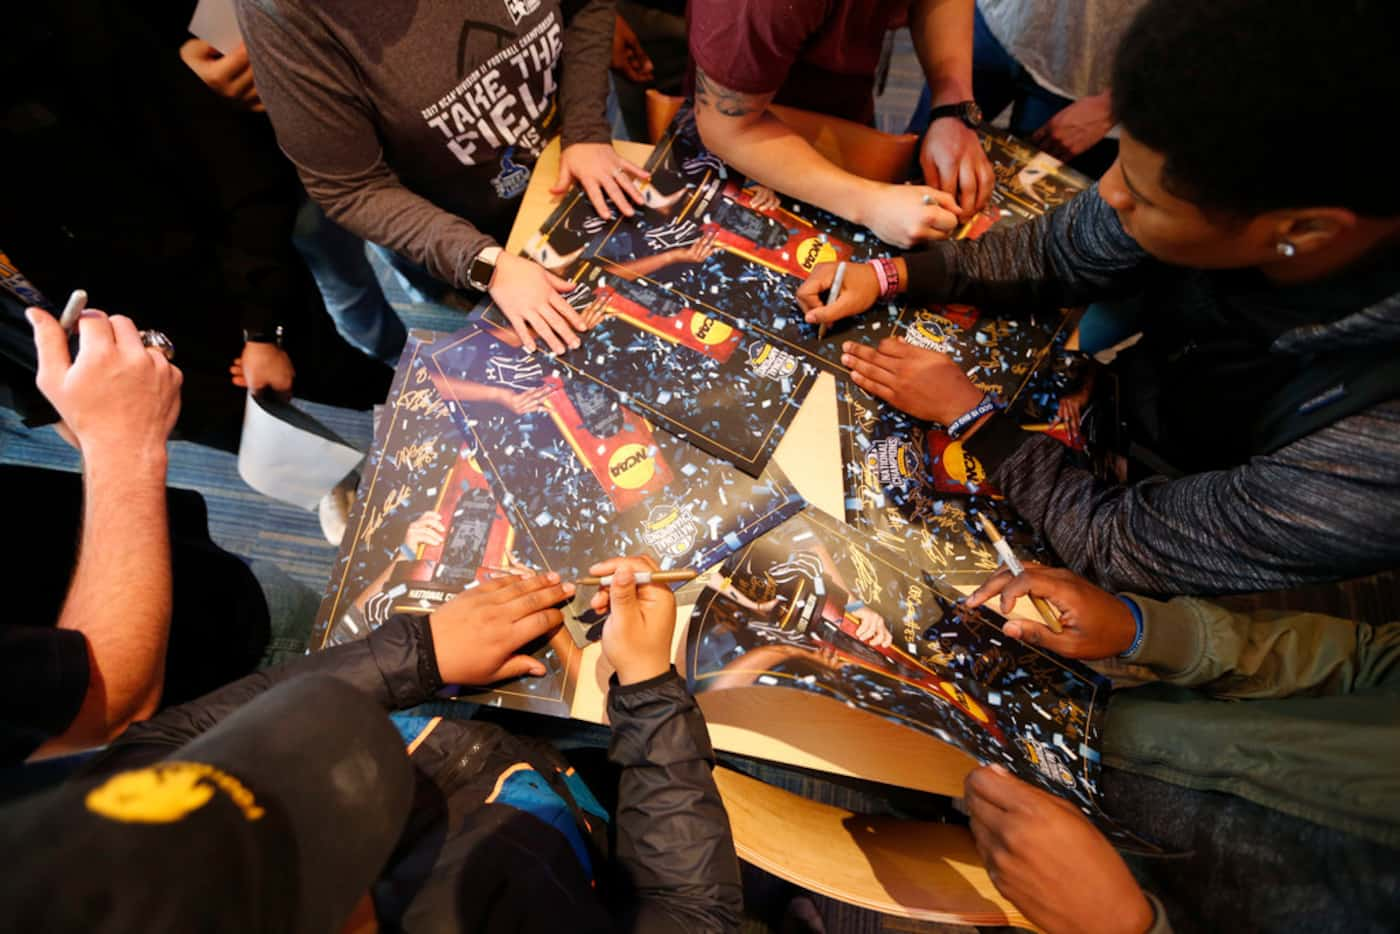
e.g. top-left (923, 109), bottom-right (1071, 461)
top-left (964, 765), bottom-right (1155, 934)
top-left (231, 341), bottom-right (295, 397)
top-left (489, 252), bottom-right (586, 354)
top-left (850, 606), bottom-right (892, 649)
top-left (588, 555), bottom-right (678, 685)
top-left (178, 39), bottom-right (264, 112)
top-left (672, 229), bottom-right (719, 265)
top-left (1030, 93), bottom-right (1115, 163)
top-left (429, 571), bottom-right (574, 684)
top-left (797, 261), bottom-right (882, 326)
top-left (841, 338), bottom-right (983, 424)
top-left (746, 185), bottom-right (780, 212)
top-left (610, 15), bottom-right (654, 84)
top-left (500, 385), bottom-right (552, 414)
top-left (921, 117), bottom-right (995, 217)
top-left (28, 307), bottom-right (182, 462)
top-left (863, 183), bottom-right (960, 249)
top-left (966, 565), bottom-right (1138, 659)
top-left (1056, 389), bottom-right (1090, 445)
top-left (402, 512), bottom-right (447, 551)
top-left (553, 143), bottom-right (651, 221)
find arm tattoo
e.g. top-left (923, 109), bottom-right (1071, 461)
top-left (695, 67), bottom-right (760, 118)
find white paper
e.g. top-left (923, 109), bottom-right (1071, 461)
top-left (188, 0), bottom-right (243, 54)
top-left (237, 394), bottom-right (363, 511)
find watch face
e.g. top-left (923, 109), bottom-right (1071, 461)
top-left (469, 256), bottom-right (495, 291)
top-left (963, 102), bottom-right (984, 126)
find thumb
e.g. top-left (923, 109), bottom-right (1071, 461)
top-left (551, 160), bottom-right (575, 195)
top-left (494, 654), bottom-right (548, 681)
top-left (27, 307), bottom-right (72, 385)
top-left (608, 567), bottom-right (639, 617)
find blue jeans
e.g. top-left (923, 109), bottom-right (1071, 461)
top-left (292, 201), bottom-right (443, 363)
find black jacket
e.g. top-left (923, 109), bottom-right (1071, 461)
top-left (82, 614), bottom-right (743, 932)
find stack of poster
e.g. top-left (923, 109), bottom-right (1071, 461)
top-left (312, 107), bottom-right (1133, 834)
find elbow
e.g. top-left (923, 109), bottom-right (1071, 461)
top-left (694, 107), bottom-right (742, 162)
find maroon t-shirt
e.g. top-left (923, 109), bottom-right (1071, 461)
top-left (689, 0), bottom-right (910, 125)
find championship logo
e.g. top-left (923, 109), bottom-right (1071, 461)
top-left (608, 443), bottom-right (657, 490)
top-left (502, 0), bottom-right (541, 25)
top-left (746, 341), bottom-right (799, 380)
top-left (865, 437), bottom-right (922, 491)
top-left (794, 235), bottom-right (838, 273)
top-left (1017, 737), bottom-right (1076, 787)
top-left (689, 312), bottom-right (735, 347)
top-left (640, 502), bottom-right (701, 558)
top-left (491, 147), bottom-right (531, 200)
top-left (901, 312), bottom-right (951, 352)
top-left (86, 762), bottom-right (265, 824)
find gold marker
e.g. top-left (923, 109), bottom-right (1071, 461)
top-left (576, 568), bottom-right (699, 587)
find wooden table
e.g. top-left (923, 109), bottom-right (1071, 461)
top-left (504, 139), bottom-right (1031, 929)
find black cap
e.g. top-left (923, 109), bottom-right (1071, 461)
top-left (0, 674), bottom-right (413, 933)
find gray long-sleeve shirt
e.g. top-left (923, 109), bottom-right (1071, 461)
top-left (904, 188), bottom-right (1400, 596)
top-left (237, 0), bottom-right (614, 290)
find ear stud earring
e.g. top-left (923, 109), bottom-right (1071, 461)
top-left (1276, 240), bottom-right (1297, 258)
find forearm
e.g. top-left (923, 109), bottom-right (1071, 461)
top-left (85, 614), bottom-right (441, 774)
top-left (901, 185), bottom-right (1149, 309)
top-left (1122, 596), bottom-right (1400, 698)
top-left (965, 407), bottom-right (1400, 595)
top-left (693, 93), bottom-right (878, 228)
top-left (559, 0), bottom-right (616, 147)
top-left (44, 447), bottom-right (173, 753)
top-left (608, 670), bottom-right (742, 932)
top-left (301, 166), bottom-right (493, 291)
top-left (910, 0), bottom-right (975, 106)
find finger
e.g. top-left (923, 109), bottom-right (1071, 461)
top-left (420, 529), bottom-right (446, 547)
top-left (545, 268), bottom-right (576, 293)
top-left (609, 566), bottom-right (640, 615)
top-left (966, 568), bottom-right (1015, 607)
top-left (590, 589), bottom-right (611, 613)
top-left (501, 579), bottom-right (576, 619)
top-left (76, 309), bottom-right (115, 354)
top-left (26, 308), bottom-right (72, 387)
top-left (808, 287), bottom-right (871, 325)
top-left (506, 313), bottom-right (538, 354)
top-left (977, 160), bottom-right (997, 210)
top-left (551, 160), bottom-right (576, 196)
top-left (588, 554), bottom-right (660, 576)
top-left (1001, 618), bottom-right (1078, 655)
top-left (855, 616), bottom-right (876, 641)
top-left (527, 308), bottom-right (569, 354)
top-left (492, 652), bottom-right (551, 681)
top-left (957, 159), bottom-right (977, 217)
top-left (547, 294), bottom-right (587, 335)
top-left (618, 172), bottom-right (647, 206)
top-left (617, 160), bottom-right (651, 180)
top-left (581, 178), bottom-right (612, 220)
top-left (107, 315), bottom-right (146, 356)
top-left (840, 342), bottom-right (901, 385)
top-left (601, 175), bottom-right (636, 217)
top-left (796, 263), bottom-right (836, 311)
top-left (424, 513), bottom-right (448, 531)
top-left (923, 205), bottom-right (960, 235)
top-left (965, 764), bottom-right (1030, 813)
top-left (849, 368), bottom-right (898, 403)
top-left (994, 573), bottom-right (1036, 615)
top-left (232, 374), bottom-right (248, 388)
top-left (513, 607), bottom-right (566, 644)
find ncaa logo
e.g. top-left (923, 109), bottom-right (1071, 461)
top-left (608, 443), bottom-right (656, 490)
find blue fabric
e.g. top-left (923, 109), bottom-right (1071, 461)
top-left (1078, 297), bottom-right (1146, 355)
top-left (490, 766), bottom-right (599, 877)
top-left (292, 200), bottom-right (412, 363)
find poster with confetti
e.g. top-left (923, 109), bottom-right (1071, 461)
top-left (686, 508), bottom-right (1155, 849)
top-left (313, 332), bottom-right (583, 717)
top-left (523, 104), bottom-right (908, 377)
top-left (481, 256), bottom-right (821, 475)
top-left (424, 326), bottom-right (805, 641)
top-left (960, 129), bottom-right (1093, 238)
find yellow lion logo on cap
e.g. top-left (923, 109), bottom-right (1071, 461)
top-left (86, 762), bottom-right (264, 824)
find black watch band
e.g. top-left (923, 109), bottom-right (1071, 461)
top-left (928, 100), bottom-right (984, 129)
top-left (242, 325), bottom-right (285, 347)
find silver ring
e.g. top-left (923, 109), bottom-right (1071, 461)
top-left (922, 194), bottom-right (934, 206)
top-left (139, 329), bottom-right (176, 360)
top-left (612, 166), bottom-right (626, 176)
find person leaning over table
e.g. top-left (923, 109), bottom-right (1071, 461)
top-left (237, 0), bottom-right (647, 356)
top-left (956, 564), bottom-right (1400, 933)
top-left (687, 0), bottom-right (995, 250)
top-left (0, 556), bottom-right (742, 932)
top-left (797, 0), bottom-right (1400, 597)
